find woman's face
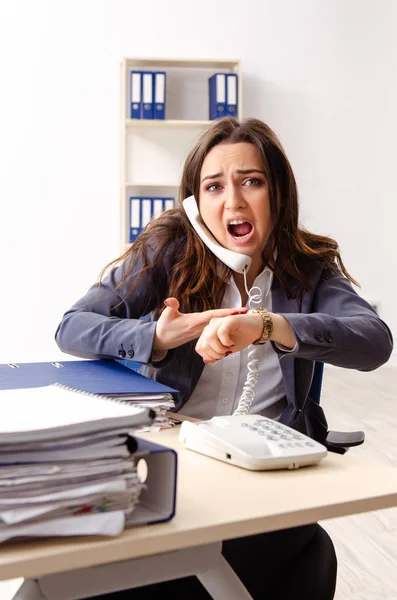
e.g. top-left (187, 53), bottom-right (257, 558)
top-left (199, 142), bottom-right (271, 274)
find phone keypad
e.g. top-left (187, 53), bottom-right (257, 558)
top-left (241, 419), bottom-right (316, 448)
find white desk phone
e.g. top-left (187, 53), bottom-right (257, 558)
top-left (178, 196), bottom-right (327, 471)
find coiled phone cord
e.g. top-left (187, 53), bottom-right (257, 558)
top-left (233, 268), bottom-right (263, 416)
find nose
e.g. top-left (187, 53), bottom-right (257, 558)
top-left (224, 185), bottom-right (246, 211)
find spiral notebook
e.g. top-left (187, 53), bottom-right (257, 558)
top-left (0, 384), bottom-right (155, 445)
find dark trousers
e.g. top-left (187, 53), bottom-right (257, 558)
top-left (87, 523), bottom-right (337, 600)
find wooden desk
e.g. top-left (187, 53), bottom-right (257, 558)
top-left (1, 427), bottom-right (397, 599)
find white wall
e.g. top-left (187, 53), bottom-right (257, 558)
top-left (0, 0), bottom-right (395, 365)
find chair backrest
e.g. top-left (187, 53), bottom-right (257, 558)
top-left (308, 361), bottom-right (324, 405)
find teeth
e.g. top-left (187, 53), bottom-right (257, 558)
top-left (229, 219), bottom-right (246, 225)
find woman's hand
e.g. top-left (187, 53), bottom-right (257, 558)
top-left (195, 312), bottom-right (296, 363)
top-left (153, 298), bottom-right (248, 352)
top-left (195, 313), bottom-right (263, 363)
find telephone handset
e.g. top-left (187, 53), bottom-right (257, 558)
top-left (182, 195), bottom-right (252, 274)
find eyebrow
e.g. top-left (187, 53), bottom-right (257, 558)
top-left (200, 169), bottom-right (266, 183)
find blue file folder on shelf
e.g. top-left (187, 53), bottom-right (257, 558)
top-left (209, 73), bottom-right (226, 120)
top-left (130, 196), bottom-right (150, 243)
top-left (130, 71), bottom-right (142, 119)
top-left (152, 197), bottom-right (175, 219)
top-left (141, 72), bottom-right (154, 119)
top-left (129, 197), bottom-right (175, 243)
top-left (226, 73), bottom-right (238, 116)
top-left (153, 71), bottom-right (166, 119)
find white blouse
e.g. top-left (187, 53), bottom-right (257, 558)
top-left (179, 266), bottom-right (287, 420)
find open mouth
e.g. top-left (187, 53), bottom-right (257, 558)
top-left (228, 219), bottom-right (253, 239)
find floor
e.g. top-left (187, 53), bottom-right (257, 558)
top-left (320, 364), bottom-right (397, 600)
top-left (0, 364), bottom-right (396, 599)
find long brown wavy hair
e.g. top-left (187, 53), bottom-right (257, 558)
top-left (101, 117), bottom-right (357, 317)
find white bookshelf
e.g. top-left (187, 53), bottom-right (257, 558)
top-left (120, 57), bottom-right (242, 254)
top-left (125, 181), bottom-right (180, 188)
top-left (126, 119), bottom-right (214, 129)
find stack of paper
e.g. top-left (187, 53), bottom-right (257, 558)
top-left (106, 394), bottom-right (175, 432)
top-left (0, 384), bottom-right (154, 543)
top-left (0, 360), bottom-right (179, 431)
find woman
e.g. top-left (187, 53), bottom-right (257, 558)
top-left (55, 117), bottom-right (393, 599)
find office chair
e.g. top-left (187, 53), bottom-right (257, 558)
top-left (308, 361), bottom-right (365, 455)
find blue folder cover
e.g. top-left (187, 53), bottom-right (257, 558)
top-left (130, 71), bottom-right (142, 119)
top-left (226, 73), bottom-right (238, 116)
top-left (153, 71), bottom-right (166, 120)
top-left (0, 359), bottom-right (179, 395)
top-left (209, 73), bottom-right (226, 120)
top-left (141, 72), bottom-right (154, 119)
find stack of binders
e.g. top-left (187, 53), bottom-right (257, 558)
top-left (209, 73), bottom-right (238, 120)
top-left (130, 71), bottom-right (166, 120)
top-left (0, 369), bottom-right (178, 544)
top-left (129, 196), bottom-right (175, 243)
top-left (0, 385), bottom-right (155, 543)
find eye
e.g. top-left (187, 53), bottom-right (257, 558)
top-left (206, 183), bottom-right (223, 192)
top-left (243, 178), bottom-right (262, 187)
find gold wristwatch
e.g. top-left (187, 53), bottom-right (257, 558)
top-left (248, 308), bottom-right (273, 344)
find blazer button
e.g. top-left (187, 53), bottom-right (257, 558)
top-left (127, 349), bottom-right (135, 358)
top-left (314, 332), bottom-right (323, 342)
top-left (324, 333), bottom-right (333, 343)
top-left (118, 348), bottom-right (126, 358)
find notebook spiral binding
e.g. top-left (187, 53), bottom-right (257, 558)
top-left (53, 383), bottom-right (157, 421)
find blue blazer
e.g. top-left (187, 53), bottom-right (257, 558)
top-left (55, 248), bottom-right (393, 426)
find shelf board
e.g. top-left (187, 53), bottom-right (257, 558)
top-left (126, 119), bottom-right (213, 128)
top-left (125, 182), bottom-right (179, 188)
top-left (123, 57), bottom-right (240, 70)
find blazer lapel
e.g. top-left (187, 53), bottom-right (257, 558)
top-left (271, 275), bottom-right (301, 424)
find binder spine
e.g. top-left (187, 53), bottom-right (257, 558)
top-left (153, 72), bottom-right (166, 120)
top-left (226, 74), bottom-right (238, 116)
top-left (129, 197), bottom-right (141, 243)
top-left (209, 73), bottom-right (226, 120)
top-left (141, 72), bottom-right (154, 119)
top-left (130, 71), bottom-right (141, 119)
top-left (164, 197), bottom-right (175, 211)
